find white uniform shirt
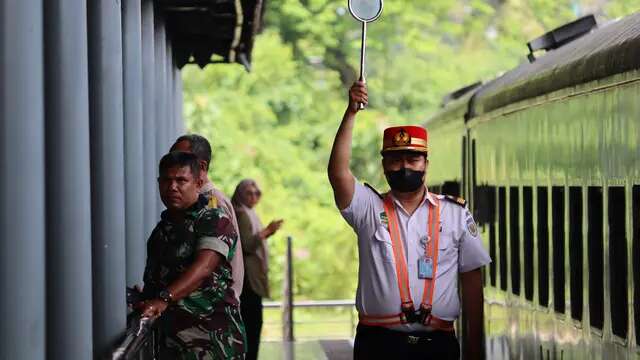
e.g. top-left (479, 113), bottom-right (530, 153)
top-left (341, 180), bottom-right (491, 332)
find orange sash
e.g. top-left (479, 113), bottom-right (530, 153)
top-left (359, 193), bottom-right (453, 331)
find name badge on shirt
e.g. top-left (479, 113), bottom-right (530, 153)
top-left (418, 257), bottom-right (433, 279)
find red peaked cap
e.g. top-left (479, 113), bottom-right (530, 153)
top-left (381, 125), bottom-right (428, 155)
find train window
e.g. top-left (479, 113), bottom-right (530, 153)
top-left (608, 187), bottom-right (627, 339)
top-left (588, 187), bottom-right (604, 330)
top-left (471, 139), bottom-right (477, 205)
top-left (499, 187), bottom-right (508, 291)
top-left (523, 187), bottom-right (534, 301)
top-left (633, 185), bottom-right (639, 346)
top-left (441, 181), bottom-right (460, 197)
top-left (552, 186), bottom-right (565, 314)
top-left (462, 137), bottom-right (467, 199)
top-left (489, 219), bottom-right (497, 287)
top-left (510, 187), bottom-right (521, 295)
top-left (537, 187), bottom-right (549, 307)
top-left (569, 187), bottom-right (583, 321)
top-left (488, 187), bottom-right (497, 287)
top-left (474, 185), bottom-right (495, 225)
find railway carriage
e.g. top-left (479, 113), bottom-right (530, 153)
top-left (425, 12), bottom-right (640, 360)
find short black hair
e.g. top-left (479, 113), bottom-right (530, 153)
top-left (171, 134), bottom-right (212, 170)
top-left (158, 151), bottom-right (201, 178)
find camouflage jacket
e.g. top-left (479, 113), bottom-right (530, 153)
top-left (143, 196), bottom-right (246, 359)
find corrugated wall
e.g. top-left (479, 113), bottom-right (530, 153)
top-left (0, 0), bottom-right (184, 358)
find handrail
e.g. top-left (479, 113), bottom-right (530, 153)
top-left (263, 299), bottom-right (355, 308)
top-left (262, 299), bottom-right (357, 339)
top-left (111, 313), bottom-right (157, 360)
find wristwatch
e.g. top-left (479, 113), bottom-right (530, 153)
top-left (158, 289), bottom-right (173, 303)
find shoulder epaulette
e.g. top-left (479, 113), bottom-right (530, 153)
top-left (207, 196), bottom-right (218, 209)
top-left (439, 194), bottom-right (466, 207)
top-left (364, 183), bottom-right (383, 199)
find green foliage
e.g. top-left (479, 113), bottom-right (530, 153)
top-left (182, 1), bottom-right (635, 300)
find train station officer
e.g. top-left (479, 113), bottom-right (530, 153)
top-left (327, 81), bottom-right (491, 360)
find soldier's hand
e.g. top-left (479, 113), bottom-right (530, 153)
top-left (141, 298), bottom-right (168, 318)
top-left (127, 285), bottom-right (144, 308)
top-left (347, 81), bottom-right (368, 114)
top-left (133, 300), bottom-right (146, 311)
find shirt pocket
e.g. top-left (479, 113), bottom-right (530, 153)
top-left (436, 228), bottom-right (457, 269)
top-left (372, 226), bottom-right (395, 263)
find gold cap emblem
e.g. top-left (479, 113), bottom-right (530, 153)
top-left (393, 129), bottom-right (411, 146)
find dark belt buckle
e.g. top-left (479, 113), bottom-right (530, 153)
top-left (407, 335), bottom-right (420, 345)
top-left (401, 302), bottom-right (418, 324)
top-left (404, 310), bottom-right (420, 324)
top-left (419, 303), bottom-right (432, 325)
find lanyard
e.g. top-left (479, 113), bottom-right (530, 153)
top-left (382, 193), bottom-right (440, 316)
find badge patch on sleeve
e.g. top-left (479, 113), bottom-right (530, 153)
top-left (466, 217), bottom-right (478, 237)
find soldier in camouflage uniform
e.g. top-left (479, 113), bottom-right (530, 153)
top-left (170, 134), bottom-right (245, 302)
top-left (140, 151), bottom-right (246, 359)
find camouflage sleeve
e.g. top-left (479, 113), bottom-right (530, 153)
top-left (142, 225), bottom-right (164, 298)
top-left (194, 208), bottom-right (238, 261)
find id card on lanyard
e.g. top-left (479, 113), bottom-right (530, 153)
top-left (418, 256), bottom-right (433, 279)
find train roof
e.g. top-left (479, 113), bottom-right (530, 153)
top-left (425, 89), bottom-right (475, 129)
top-left (470, 11), bottom-right (640, 117)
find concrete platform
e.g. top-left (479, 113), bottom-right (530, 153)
top-left (259, 340), bottom-right (353, 360)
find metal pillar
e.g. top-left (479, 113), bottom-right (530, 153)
top-left (166, 39), bottom-right (175, 141)
top-left (88, 0), bottom-right (127, 355)
top-left (174, 67), bottom-right (184, 134)
top-left (141, 0), bottom-right (157, 233)
top-left (122, 0), bottom-right (146, 286)
top-left (44, 0), bottom-right (94, 358)
top-left (154, 13), bottom-right (166, 159)
top-left (154, 13), bottom-right (167, 214)
top-left (283, 236), bottom-right (295, 342)
top-left (0, 1), bottom-right (46, 359)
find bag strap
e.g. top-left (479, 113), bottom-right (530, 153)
top-left (382, 195), bottom-right (412, 309)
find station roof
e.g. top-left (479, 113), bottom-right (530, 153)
top-left (159, 0), bottom-right (266, 70)
top-left (470, 11), bottom-right (640, 117)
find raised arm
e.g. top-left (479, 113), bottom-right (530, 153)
top-left (328, 81), bottom-right (368, 209)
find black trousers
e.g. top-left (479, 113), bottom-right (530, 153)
top-left (353, 324), bottom-right (460, 360)
top-left (240, 285), bottom-right (263, 360)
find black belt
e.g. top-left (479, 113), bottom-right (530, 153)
top-left (356, 323), bottom-right (456, 345)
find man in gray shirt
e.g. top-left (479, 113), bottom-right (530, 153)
top-left (328, 82), bottom-right (490, 360)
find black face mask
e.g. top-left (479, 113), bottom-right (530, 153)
top-left (385, 168), bottom-right (425, 193)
